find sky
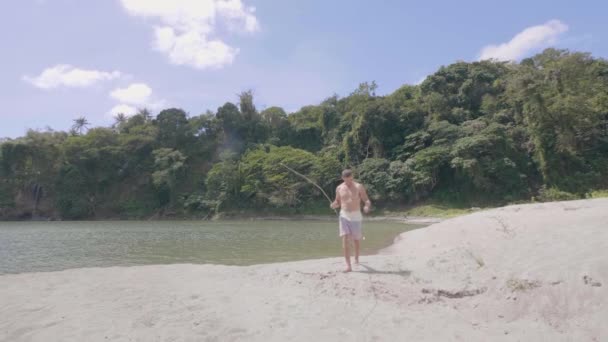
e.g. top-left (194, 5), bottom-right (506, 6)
top-left (1, 0), bottom-right (606, 138)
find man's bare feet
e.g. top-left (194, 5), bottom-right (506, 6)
top-left (354, 258), bottom-right (359, 265)
top-left (343, 267), bottom-right (352, 273)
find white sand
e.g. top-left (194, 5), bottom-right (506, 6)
top-left (1, 198), bottom-right (607, 341)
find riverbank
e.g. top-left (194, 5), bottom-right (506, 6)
top-left (6, 189), bottom-right (608, 222)
top-left (222, 214), bottom-right (443, 225)
top-left (0, 210), bottom-right (445, 224)
top-left (1, 198), bottom-right (606, 341)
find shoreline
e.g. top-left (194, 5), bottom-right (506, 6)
top-left (239, 214), bottom-right (443, 225)
top-left (2, 198), bottom-right (606, 341)
top-left (0, 214), bottom-right (443, 225)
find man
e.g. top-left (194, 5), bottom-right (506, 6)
top-left (330, 169), bottom-right (371, 272)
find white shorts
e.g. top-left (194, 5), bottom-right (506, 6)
top-left (339, 210), bottom-right (363, 240)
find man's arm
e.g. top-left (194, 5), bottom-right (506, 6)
top-left (359, 184), bottom-right (371, 213)
top-left (330, 185), bottom-right (341, 209)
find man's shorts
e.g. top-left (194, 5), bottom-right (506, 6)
top-left (339, 211), bottom-right (363, 240)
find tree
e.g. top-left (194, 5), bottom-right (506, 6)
top-left (238, 90), bottom-right (269, 145)
top-left (155, 108), bottom-right (190, 149)
top-left (205, 158), bottom-right (243, 210)
top-left (113, 113), bottom-right (127, 130)
top-left (506, 49), bottom-right (608, 192)
top-left (71, 116), bottom-right (90, 135)
top-left (55, 165), bottom-right (91, 219)
top-left (239, 146), bottom-right (324, 209)
top-left (151, 148), bottom-right (187, 206)
top-left (138, 108), bottom-right (153, 122)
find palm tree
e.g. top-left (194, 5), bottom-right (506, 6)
top-left (71, 116), bottom-right (90, 135)
top-left (138, 108), bottom-right (152, 122)
top-left (113, 113), bottom-right (127, 128)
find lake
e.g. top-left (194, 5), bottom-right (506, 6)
top-left (0, 220), bottom-right (423, 274)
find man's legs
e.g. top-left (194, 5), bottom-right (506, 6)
top-left (354, 239), bottom-right (360, 264)
top-left (342, 234), bottom-right (352, 272)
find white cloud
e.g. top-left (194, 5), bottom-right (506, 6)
top-left (216, 0), bottom-right (259, 33)
top-left (119, 0), bottom-right (259, 69)
top-left (108, 104), bottom-right (138, 117)
top-left (23, 64), bottom-right (121, 89)
top-left (108, 83), bottom-right (166, 118)
top-left (479, 20), bottom-right (568, 61)
top-left (110, 83), bottom-right (152, 105)
top-left (153, 26), bottom-right (238, 69)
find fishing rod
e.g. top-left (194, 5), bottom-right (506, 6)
top-left (278, 163), bottom-right (338, 216)
top-left (280, 163), bottom-right (367, 241)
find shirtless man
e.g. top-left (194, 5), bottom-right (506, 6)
top-left (330, 169), bottom-right (371, 272)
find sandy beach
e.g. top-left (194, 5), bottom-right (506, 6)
top-left (1, 198), bottom-right (607, 341)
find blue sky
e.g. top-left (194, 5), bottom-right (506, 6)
top-left (1, 0), bottom-right (606, 138)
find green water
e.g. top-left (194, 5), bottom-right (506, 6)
top-left (0, 220), bottom-right (423, 274)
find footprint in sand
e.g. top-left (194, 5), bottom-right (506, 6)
top-left (583, 275), bottom-right (602, 287)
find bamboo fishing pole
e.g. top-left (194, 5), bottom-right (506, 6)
top-left (280, 163), bottom-right (369, 241)
top-left (278, 163), bottom-right (338, 216)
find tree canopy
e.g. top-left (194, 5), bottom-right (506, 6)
top-left (1, 49), bottom-right (607, 219)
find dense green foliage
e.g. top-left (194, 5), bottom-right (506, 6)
top-left (1, 49), bottom-right (607, 219)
